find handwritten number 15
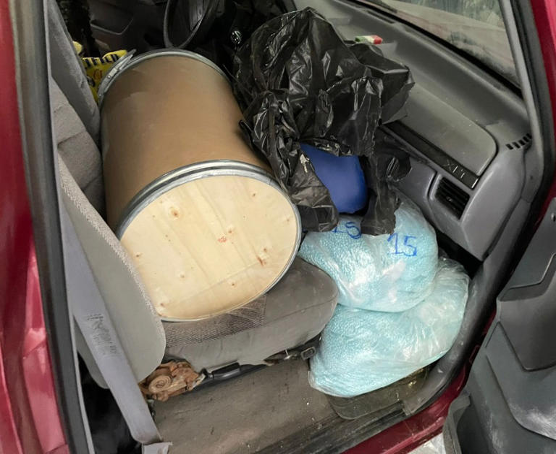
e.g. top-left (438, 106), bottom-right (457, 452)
top-left (387, 233), bottom-right (417, 257)
top-left (333, 221), bottom-right (362, 239)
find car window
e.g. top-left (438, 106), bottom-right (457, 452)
top-left (356, 0), bottom-right (517, 84)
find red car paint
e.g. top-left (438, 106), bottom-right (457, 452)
top-left (0, 0), bottom-right (69, 452)
top-left (533, 0), bottom-right (556, 216)
top-left (1, 0), bottom-right (555, 453)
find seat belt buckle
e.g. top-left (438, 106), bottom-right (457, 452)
top-left (300, 345), bottom-right (317, 361)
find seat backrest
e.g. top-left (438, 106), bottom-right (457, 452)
top-left (51, 80), bottom-right (104, 213)
top-left (48, 0), bottom-right (165, 387)
top-left (48, 0), bottom-right (99, 143)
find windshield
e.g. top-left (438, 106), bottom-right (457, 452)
top-left (357, 0), bottom-right (517, 83)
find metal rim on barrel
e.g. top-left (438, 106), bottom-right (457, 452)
top-left (97, 48), bottom-right (229, 108)
top-left (116, 160), bottom-right (302, 322)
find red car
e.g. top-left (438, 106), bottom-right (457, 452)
top-left (2, 0), bottom-right (556, 453)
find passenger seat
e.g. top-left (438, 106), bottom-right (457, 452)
top-left (48, 0), bottom-right (337, 387)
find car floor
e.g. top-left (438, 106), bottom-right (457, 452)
top-left (154, 359), bottom-right (338, 454)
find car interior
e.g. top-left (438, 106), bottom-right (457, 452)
top-left (13, 0), bottom-right (554, 452)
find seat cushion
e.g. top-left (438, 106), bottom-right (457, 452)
top-left (164, 258), bottom-right (338, 371)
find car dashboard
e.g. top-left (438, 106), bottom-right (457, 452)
top-left (295, 0), bottom-right (530, 260)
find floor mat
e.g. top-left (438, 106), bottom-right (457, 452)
top-left (154, 359), bottom-right (338, 454)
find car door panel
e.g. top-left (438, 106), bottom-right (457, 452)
top-left (498, 202), bottom-right (556, 370)
top-left (444, 199), bottom-right (556, 453)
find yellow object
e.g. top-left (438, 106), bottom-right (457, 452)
top-left (73, 41), bottom-right (84, 56)
top-left (83, 50), bottom-right (127, 101)
top-left (72, 42), bottom-right (127, 102)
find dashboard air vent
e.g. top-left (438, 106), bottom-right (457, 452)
top-left (436, 179), bottom-right (470, 218)
top-left (506, 133), bottom-right (532, 151)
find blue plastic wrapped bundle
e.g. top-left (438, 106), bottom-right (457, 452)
top-left (298, 200), bottom-right (438, 312)
top-left (300, 143), bottom-right (368, 214)
top-left (308, 257), bottom-right (469, 397)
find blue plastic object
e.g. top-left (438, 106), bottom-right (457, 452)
top-left (300, 143), bottom-right (368, 214)
top-left (308, 257), bottom-right (469, 397)
top-left (298, 200), bottom-right (438, 312)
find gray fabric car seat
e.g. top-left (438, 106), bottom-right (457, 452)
top-left (166, 259), bottom-right (337, 371)
top-left (48, 0), bottom-right (99, 143)
top-left (52, 78), bottom-right (167, 386)
top-left (48, 0), bottom-right (338, 386)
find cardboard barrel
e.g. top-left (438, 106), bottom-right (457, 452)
top-left (100, 50), bottom-right (300, 321)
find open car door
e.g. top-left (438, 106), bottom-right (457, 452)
top-left (443, 199), bottom-right (556, 453)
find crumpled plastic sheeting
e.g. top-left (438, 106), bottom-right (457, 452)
top-left (298, 200), bottom-right (438, 312)
top-left (233, 8), bottom-right (414, 232)
top-left (308, 257), bottom-right (469, 398)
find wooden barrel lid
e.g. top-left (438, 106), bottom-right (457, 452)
top-left (120, 172), bottom-right (300, 321)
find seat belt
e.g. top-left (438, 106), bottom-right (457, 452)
top-left (60, 205), bottom-right (171, 454)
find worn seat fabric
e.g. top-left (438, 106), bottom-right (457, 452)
top-left (165, 258), bottom-right (338, 371)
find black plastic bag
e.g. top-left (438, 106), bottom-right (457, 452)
top-left (233, 8), bottom-right (414, 233)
